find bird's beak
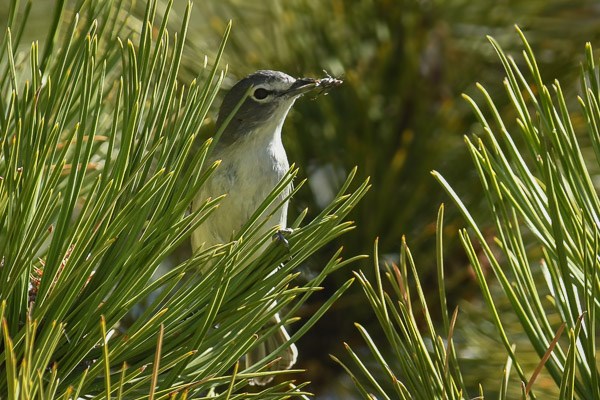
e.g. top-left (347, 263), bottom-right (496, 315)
top-left (283, 77), bottom-right (319, 97)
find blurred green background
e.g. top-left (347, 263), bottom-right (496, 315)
top-left (8, 0), bottom-right (600, 397)
top-left (168, 1), bottom-right (599, 397)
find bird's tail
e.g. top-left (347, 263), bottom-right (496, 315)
top-left (245, 312), bottom-right (298, 386)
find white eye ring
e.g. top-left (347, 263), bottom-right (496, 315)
top-left (252, 87), bottom-right (272, 101)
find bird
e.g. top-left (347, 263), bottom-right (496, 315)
top-left (191, 70), bottom-right (341, 385)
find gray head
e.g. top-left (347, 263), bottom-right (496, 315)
top-left (216, 70), bottom-right (319, 145)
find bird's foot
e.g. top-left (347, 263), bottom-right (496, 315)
top-left (272, 228), bottom-right (294, 248)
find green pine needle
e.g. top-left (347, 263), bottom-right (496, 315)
top-left (0, 0), bottom-right (368, 398)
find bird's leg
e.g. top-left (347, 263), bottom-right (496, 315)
top-left (272, 228), bottom-right (294, 248)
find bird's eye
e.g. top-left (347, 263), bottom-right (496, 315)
top-left (253, 88), bottom-right (270, 100)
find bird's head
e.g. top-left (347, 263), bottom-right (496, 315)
top-left (216, 70), bottom-right (320, 145)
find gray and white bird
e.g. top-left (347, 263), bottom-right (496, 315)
top-left (191, 70), bottom-right (341, 385)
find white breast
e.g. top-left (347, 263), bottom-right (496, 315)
top-left (191, 125), bottom-right (291, 251)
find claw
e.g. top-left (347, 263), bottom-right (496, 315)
top-left (273, 228), bottom-right (294, 248)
